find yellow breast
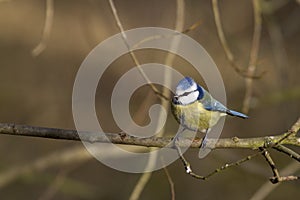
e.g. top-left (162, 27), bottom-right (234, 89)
top-left (171, 101), bottom-right (222, 131)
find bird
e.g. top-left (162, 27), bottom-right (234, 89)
top-left (171, 77), bottom-right (248, 134)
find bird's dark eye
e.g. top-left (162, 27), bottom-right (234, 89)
top-left (172, 95), bottom-right (179, 104)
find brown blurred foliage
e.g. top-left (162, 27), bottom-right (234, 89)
top-left (0, 0), bottom-right (299, 199)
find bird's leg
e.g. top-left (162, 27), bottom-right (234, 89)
top-left (172, 126), bottom-right (186, 148)
top-left (198, 128), bottom-right (214, 159)
top-left (200, 128), bottom-right (209, 149)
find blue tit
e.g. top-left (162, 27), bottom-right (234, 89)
top-left (171, 77), bottom-right (248, 133)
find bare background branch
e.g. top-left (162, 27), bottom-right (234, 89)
top-left (31, 0), bottom-right (54, 56)
top-left (242, 0), bottom-right (263, 113)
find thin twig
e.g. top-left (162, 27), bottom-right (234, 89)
top-left (162, 166), bottom-right (175, 200)
top-left (242, 0), bottom-right (263, 113)
top-left (173, 118), bottom-right (300, 181)
top-left (128, 172), bottom-right (152, 200)
top-left (128, 87), bottom-right (156, 200)
top-left (212, 0), bottom-right (264, 79)
top-left (260, 147), bottom-right (299, 183)
top-left (175, 140), bottom-right (299, 182)
top-left (174, 142), bottom-right (205, 179)
top-left (290, 117), bottom-right (300, 135)
top-left (108, 0), bottom-right (168, 101)
top-left (132, 19), bottom-right (202, 52)
top-left (204, 152), bottom-right (261, 179)
top-left (32, 0), bottom-right (54, 56)
top-left (182, 20), bottom-right (202, 34)
top-left (260, 148), bottom-right (280, 179)
top-left (212, 0), bottom-right (234, 64)
top-left (273, 145), bottom-right (300, 162)
top-left (175, 140), bottom-right (262, 180)
top-left (126, 95), bottom-right (155, 194)
top-left (268, 117), bottom-right (300, 161)
top-left (250, 161), bottom-right (299, 200)
top-left (129, 0), bottom-right (185, 198)
top-left (274, 130), bottom-right (295, 146)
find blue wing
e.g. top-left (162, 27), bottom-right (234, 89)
top-left (226, 110), bottom-right (248, 119)
top-left (202, 99), bottom-right (227, 113)
top-left (199, 89), bottom-right (248, 119)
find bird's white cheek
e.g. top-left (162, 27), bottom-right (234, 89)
top-left (179, 91), bottom-right (199, 104)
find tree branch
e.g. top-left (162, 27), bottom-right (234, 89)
top-left (0, 118), bottom-right (299, 149)
top-left (173, 118), bottom-right (299, 182)
top-left (32, 0), bottom-right (54, 56)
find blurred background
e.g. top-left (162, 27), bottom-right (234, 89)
top-left (0, 0), bottom-right (299, 199)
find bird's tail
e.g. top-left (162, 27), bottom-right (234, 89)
top-left (226, 110), bottom-right (248, 119)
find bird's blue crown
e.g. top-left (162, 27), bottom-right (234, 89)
top-left (177, 77), bottom-right (195, 91)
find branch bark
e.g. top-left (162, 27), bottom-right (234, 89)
top-left (0, 119), bottom-right (299, 149)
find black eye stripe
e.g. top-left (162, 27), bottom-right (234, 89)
top-left (178, 89), bottom-right (198, 97)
